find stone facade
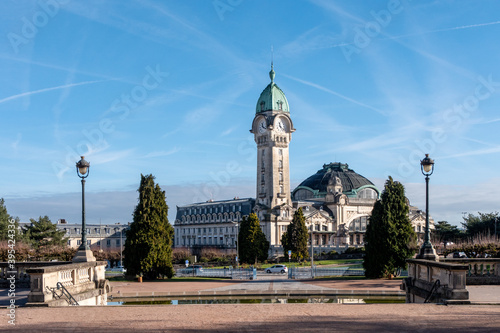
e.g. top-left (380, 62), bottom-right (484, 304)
top-left (174, 198), bottom-right (255, 249)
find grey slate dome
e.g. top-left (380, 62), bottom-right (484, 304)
top-left (292, 162), bottom-right (379, 200)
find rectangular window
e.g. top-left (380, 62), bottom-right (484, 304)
top-left (67, 240), bottom-right (71, 246)
top-left (116, 239), bottom-right (120, 246)
top-left (107, 239), bottom-right (111, 247)
top-left (97, 240), bottom-right (101, 246)
top-left (86, 228), bottom-right (90, 234)
top-left (77, 240), bottom-right (81, 245)
top-left (95, 228), bottom-right (100, 234)
top-left (105, 228), bottom-right (110, 234)
top-left (75, 228), bottom-right (80, 234)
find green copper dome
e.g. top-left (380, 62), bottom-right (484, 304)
top-left (255, 66), bottom-right (289, 114)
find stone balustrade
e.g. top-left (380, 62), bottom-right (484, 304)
top-left (0, 261), bottom-right (71, 288)
top-left (25, 261), bottom-right (109, 306)
top-left (440, 258), bottom-right (500, 285)
top-left (402, 259), bottom-right (469, 304)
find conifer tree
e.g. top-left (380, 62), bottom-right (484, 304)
top-left (363, 176), bottom-right (416, 278)
top-left (124, 174), bottom-right (174, 279)
top-left (281, 208), bottom-right (309, 261)
top-left (0, 198), bottom-right (26, 242)
top-left (24, 216), bottom-right (67, 248)
top-left (238, 213), bottom-right (269, 265)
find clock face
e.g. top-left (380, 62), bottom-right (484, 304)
top-left (276, 119), bottom-right (285, 132)
top-left (258, 120), bottom-right (267, 133)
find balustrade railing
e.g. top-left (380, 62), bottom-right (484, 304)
top-left (59, 269), bottom-right (74, 287)
top-left (440, 258), bottom-right (500, 284)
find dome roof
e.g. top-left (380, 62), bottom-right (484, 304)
top-left (293, 162), bottom-right (379, 199)
top-left (255, 66), bottom-right (289, 114)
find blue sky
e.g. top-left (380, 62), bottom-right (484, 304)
top-left (1, 0), bottom-right (500, 227)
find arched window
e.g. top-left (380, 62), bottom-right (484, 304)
top-left (348, 216), bottom-right (368, 232)
top-left (294, 189), bottom-right (314, 200)
top-left (357, 188), bottom-right (378, 199)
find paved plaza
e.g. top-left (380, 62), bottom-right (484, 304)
top-left (3, 277), bottom-right (499, 332)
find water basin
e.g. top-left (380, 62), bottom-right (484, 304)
top-left (107, 295), bottom-right (405, 305)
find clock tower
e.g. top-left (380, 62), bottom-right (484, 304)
top-left (250, 65), bottom-right (295, 249)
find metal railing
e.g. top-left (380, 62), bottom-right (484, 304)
top-left (48, 282), bottom-right (79, 306)
top-left (288, 266), bottom-right (366, 279)
top-left (175, 267), bottom-right (256, 280)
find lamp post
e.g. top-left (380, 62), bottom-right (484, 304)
top-left (236, 213), bottom-right (240, 269)
top-left (416, 154), bottom-right (437, 261)
top-left (73, 156), bottom-right (96, 262)
top-left (310, 226), bottom-right (314, 278)
top-left (495, 216), bottom-right (498, 239)
top-left (120, 226), bottom-right (123, 267)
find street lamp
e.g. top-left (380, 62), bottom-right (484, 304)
top-left (73, 156), bottom-right (96, 262)
top-left (416, 154), bottom-right (437, 261)
top-left (236, 213), bottom-right (240, 269)
top-left (310, 225), bottom-right (314, 278)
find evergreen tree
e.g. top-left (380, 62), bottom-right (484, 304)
top-left (363, 177), bottom-right (416, 278)
top-left (124, 174), bottom-right (174, 279)
top-left (281, 208), bottom-right (309, 261)
top-left (24, 216), bottom-right (67, 248)
top-left (238, 213), bottom-right (269, 264)
top-left (0, 198), bottom-right (25, 242)
top-left (433, 221), bottom-right (463, 248)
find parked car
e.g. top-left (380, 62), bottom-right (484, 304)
top-left (266, 264), bottom-right (288, 274)
top-left (452, 252), bottom-right (467, 258)
top-left (183, 265), bottom-right (204, 274)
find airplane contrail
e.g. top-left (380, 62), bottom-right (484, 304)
top-left (0, 79), bottom-right (108, 104)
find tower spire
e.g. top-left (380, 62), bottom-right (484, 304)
top-left (269, 45), bottom-right (275, 83)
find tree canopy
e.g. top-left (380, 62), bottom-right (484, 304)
top-left (238, 213), bottom-right (269, 264)
top-left (462, 212), bottom-right (499, 238)
top-left (363, 176), bottom-right (416, 278)
top-left (433, 221), bottom-right (463, 247)
top-left (0, 198), bottom-right (25, 242)
top-left (23, 215), bottom-right (67, 248)
top-left (123, 174), bottom-right (174, 279)
top-left (281, 208), bottom-right (309, 261)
